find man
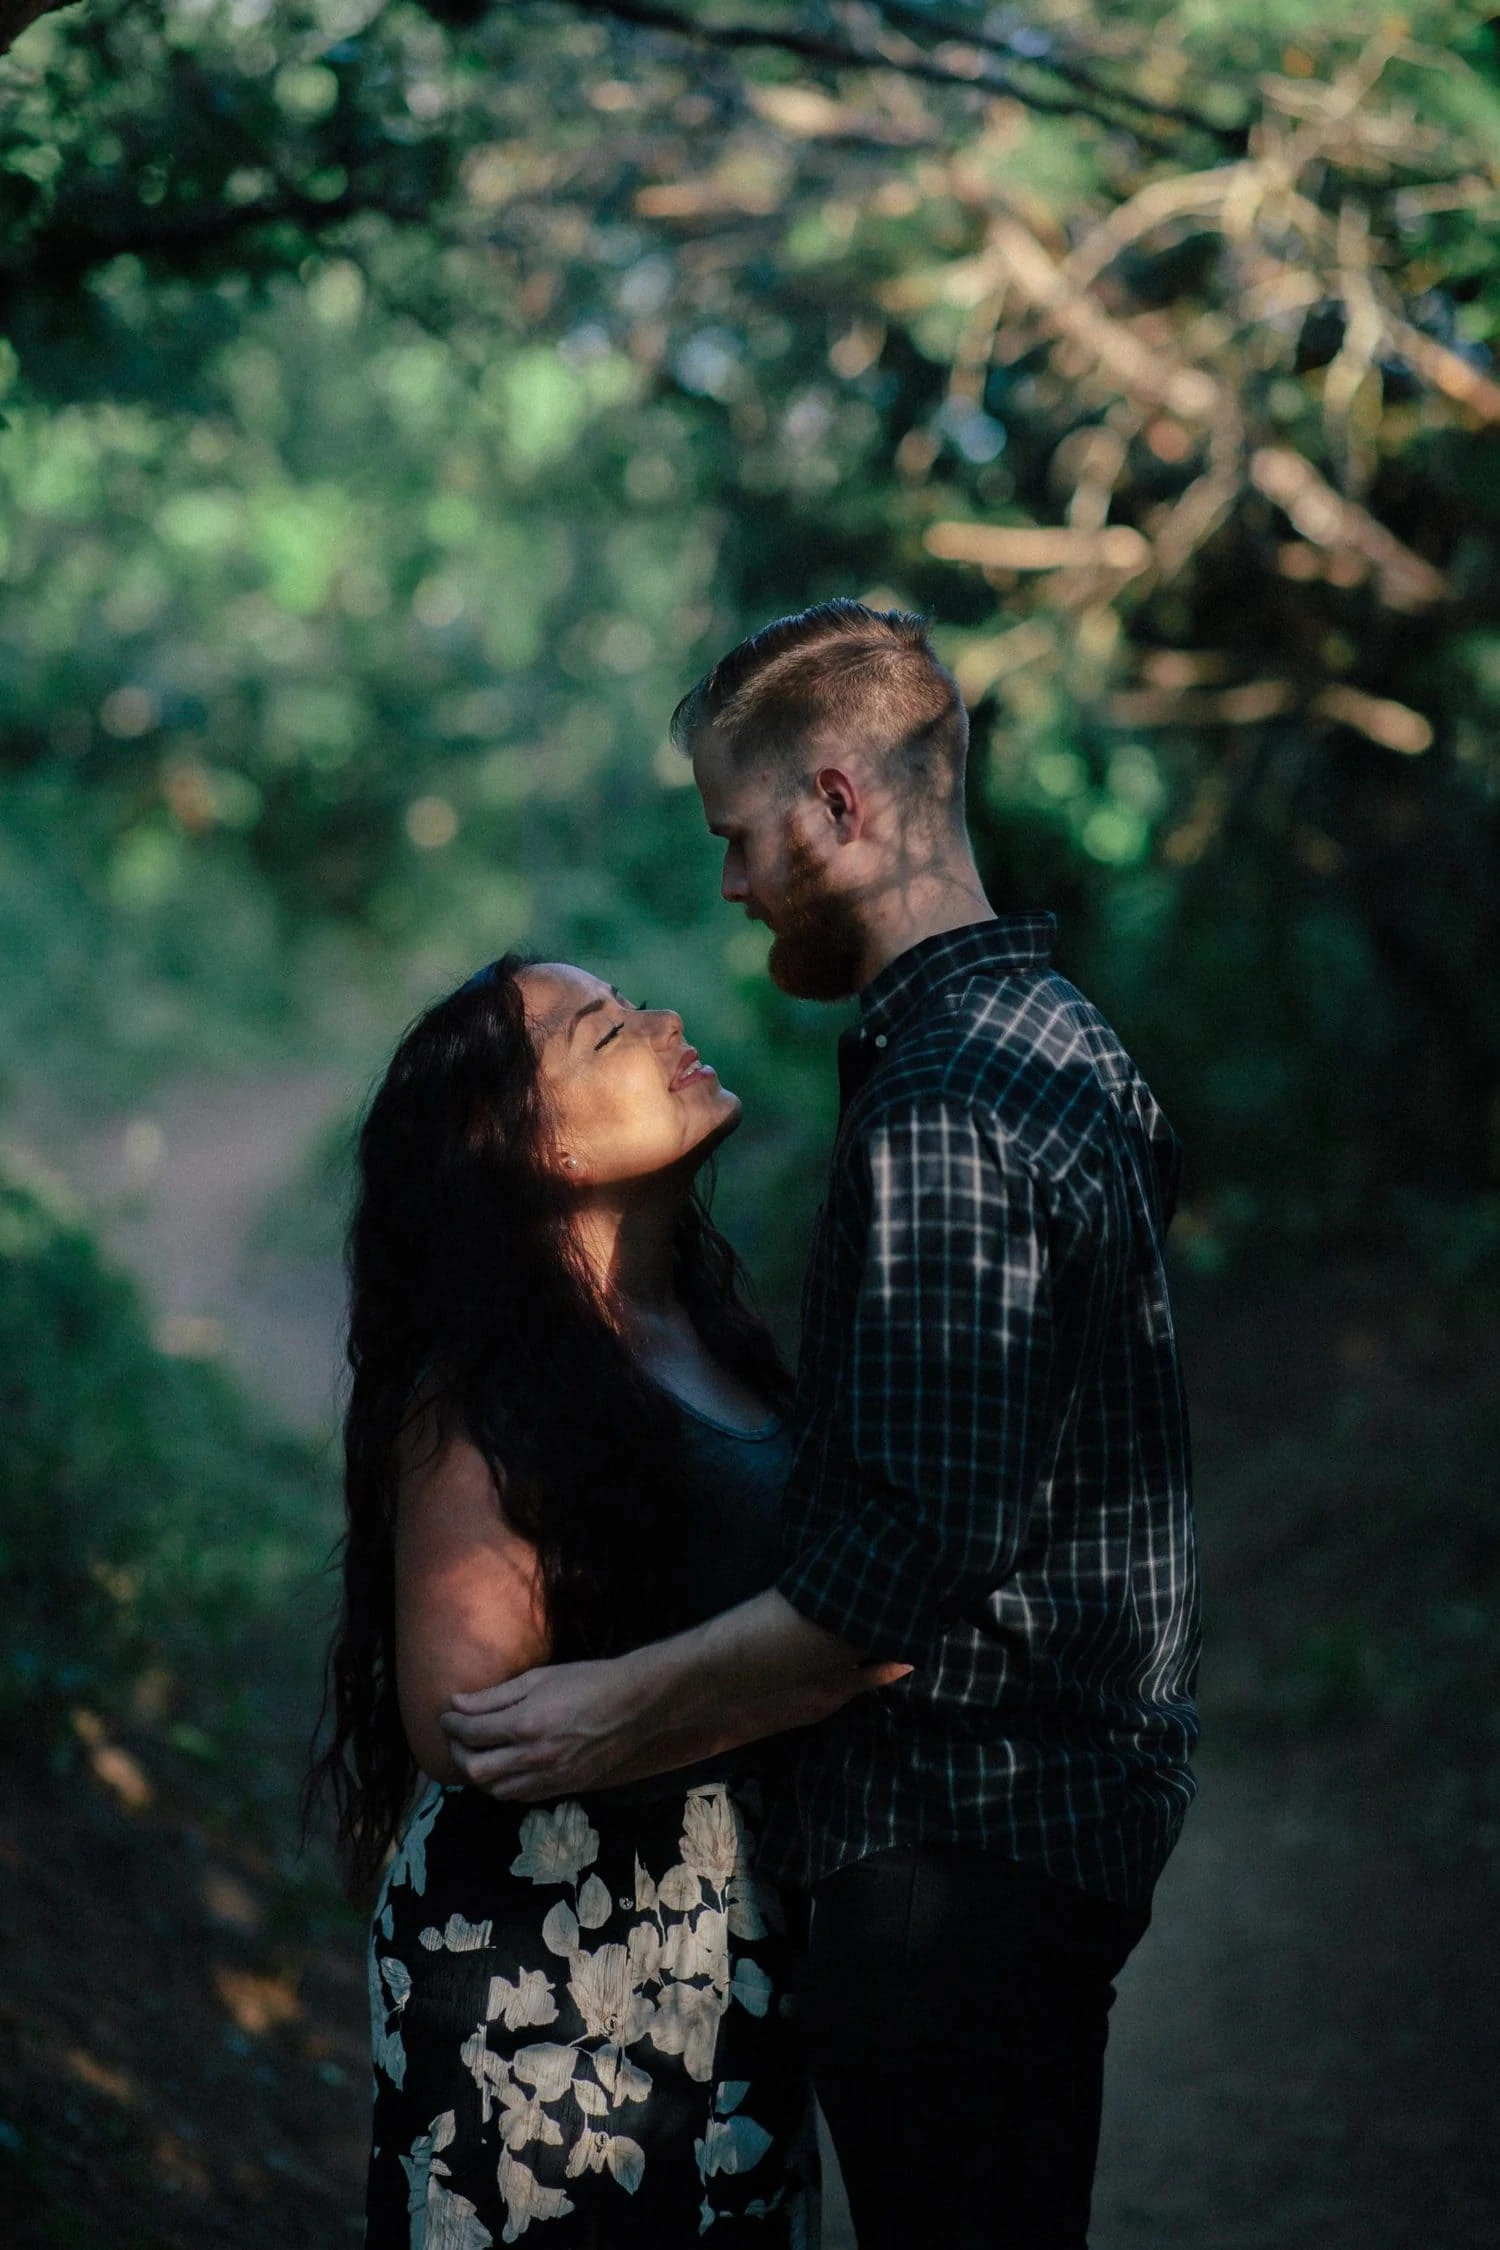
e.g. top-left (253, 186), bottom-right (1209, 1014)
top-left (445, 602), bottom-right (1200, 2247)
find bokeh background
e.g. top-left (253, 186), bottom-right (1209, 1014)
top-left (2, 3), bottom-right (1498, 2243)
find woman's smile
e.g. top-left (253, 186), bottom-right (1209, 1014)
top-left (668, 1046), bottom-right (717, 1092)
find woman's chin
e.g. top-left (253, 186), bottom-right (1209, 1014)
top-left (694, 1087), bottom-right (743, 1153)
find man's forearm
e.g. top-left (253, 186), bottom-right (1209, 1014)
top-left (441, 1587), bottom-right (896, 1797)
top-left (610, 1588), bottom-right (874, 1771)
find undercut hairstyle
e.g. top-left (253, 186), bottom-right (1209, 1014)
top-left (670, 600), bottom-right (969, 822)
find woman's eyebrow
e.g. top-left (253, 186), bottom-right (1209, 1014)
top-left (564, 988), bottom-right (627, 1042)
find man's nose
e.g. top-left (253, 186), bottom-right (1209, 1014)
top-left (720, 851), bottom-right (747, 903)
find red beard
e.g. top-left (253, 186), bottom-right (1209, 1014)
top-left (765, 831), bottom-right (867, 1002)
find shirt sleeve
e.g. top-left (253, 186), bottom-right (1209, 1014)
top-left (778, 1098), bottom-right (1055, 1663)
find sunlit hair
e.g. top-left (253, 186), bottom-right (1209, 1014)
top-left (305, 954), bottom-right (790, 1892)
top-left (671, 598), bottom-right (969, 819)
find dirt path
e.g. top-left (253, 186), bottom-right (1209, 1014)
top-left (22, 1070), bottom-right (351, 1430)
top-left (0, 1747), bottom-right (369, 2250)
top-left (1096, 1744), bottom-right (1498, 2249)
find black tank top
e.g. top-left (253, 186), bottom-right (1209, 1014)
top-left (594, 1394), bottom-right (794, 1804)
top-left (665, 1395), bottom-right (793, 1629)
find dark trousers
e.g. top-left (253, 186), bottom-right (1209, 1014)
top-left (806, 1843), bottom-right (1149, 2250)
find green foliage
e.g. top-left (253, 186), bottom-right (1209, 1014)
top-left (0, 0), bottom-right (1497, 1233)
top-left (0, 1143), bottom-right (333, 1780)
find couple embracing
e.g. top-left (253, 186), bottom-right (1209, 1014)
top-left (312, 601), bottom-right (1201, 2249)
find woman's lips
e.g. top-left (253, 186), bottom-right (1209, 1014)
top-left (669, 1048), bottom-right (716, 1091)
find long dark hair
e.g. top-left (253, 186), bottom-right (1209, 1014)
top-left (305, 953), bottom-right (790, 1892)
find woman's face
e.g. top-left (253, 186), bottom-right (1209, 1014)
top-left (519, 963), bottom-right (742, 1189)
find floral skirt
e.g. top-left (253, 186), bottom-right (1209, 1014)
top-left (366, 1777), bottom-right (818, 2248)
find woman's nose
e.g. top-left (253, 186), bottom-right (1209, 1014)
top-left (648, 1006), bottom-right (684, 1041)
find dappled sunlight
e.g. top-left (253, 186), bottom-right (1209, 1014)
top-left (71, 1709), bottom-right (155, 1813)
top-left (213, 1966), bottom-right (304, 2039)
top-left (1, 2), bottom-right (1497, 2244)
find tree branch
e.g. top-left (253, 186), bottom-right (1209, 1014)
top-left (872, 1), bottom-right (1240, 141)
top-left (540, 0), bottom-right (1229, 149)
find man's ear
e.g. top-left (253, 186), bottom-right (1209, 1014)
top-left (811, 763), bottom-right (866, 840)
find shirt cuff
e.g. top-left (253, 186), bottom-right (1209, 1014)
top-left (777, 1499), bottom-right (950, 1666)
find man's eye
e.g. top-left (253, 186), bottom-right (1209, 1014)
top-left (595, 1021), bottom-right (624, 1050)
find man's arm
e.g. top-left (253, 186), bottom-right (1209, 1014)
top-left (774, 1097), bottom-right (1056, 1663)
top-left (441, 1588), bottom-right (906, 1799)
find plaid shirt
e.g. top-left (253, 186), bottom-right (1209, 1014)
top-left (772, 915), bottom-right (1200, 1906)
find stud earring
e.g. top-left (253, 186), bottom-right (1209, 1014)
top-left (563, 1155), bottom-right (578, 1171)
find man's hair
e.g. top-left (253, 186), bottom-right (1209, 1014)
top-left (670, 600), bottom-right (969, 818)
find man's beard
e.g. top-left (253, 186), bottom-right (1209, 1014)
top-left (765, 832), bottom-right (868, 1001)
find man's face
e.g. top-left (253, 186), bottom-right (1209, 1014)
top-left (692, 729), bottom-right (867, 1001)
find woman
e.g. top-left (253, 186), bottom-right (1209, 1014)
top-left (309, 955), bottom-right (881, 2248)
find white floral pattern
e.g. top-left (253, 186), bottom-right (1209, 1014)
top-left (421, 1914), bottom-right (494, 1953)
top-left (399, 2110), bottom-right (497, 2250)
top-left (387, 1781), bottom-right (444, 1905)
top-left (508, 1802), bottom-right (600, 1887)
top-left (485, 1970), bottom-right (559, 2033)
top-left (367, 1781), bottom-right (818, 2246)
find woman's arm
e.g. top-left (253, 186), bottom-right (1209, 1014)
top-left (394, 1400), bottom-right (548, 1785)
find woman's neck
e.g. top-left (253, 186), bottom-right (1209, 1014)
top-left (571, 1179), bottom-right (772, 1427)
top-left (569, 1177), bottom-right (685, 1319)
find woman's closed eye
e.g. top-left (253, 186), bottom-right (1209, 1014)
top-left (593, 996), bottom-right (645, 1052)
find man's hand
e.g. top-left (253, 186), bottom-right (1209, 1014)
top-left (438, 1588), bottom-right (913, 1801)
top-left (441, 1657), bottom-right (652, 1799)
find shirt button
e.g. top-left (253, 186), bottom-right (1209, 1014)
top-left (872, 1033), bottom-right (888, 1048)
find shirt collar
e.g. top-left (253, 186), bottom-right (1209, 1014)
top-left (858, 913), bottom-right (1058, 1039)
